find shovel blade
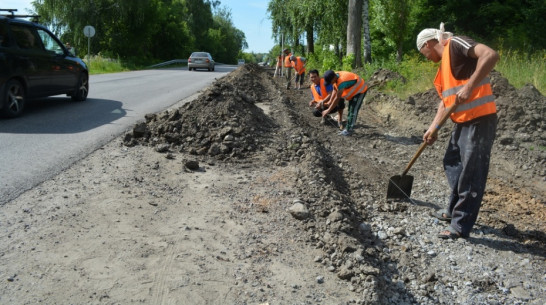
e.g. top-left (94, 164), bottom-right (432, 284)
top-left (387, 175), bottom-right (414, 199)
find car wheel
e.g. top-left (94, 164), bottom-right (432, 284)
top-left (1, 79), bottom-right (25, 118)
top-left (71, 73), bottom-right (89, 101)
top-left (212, 66), bottom-right (215, 71)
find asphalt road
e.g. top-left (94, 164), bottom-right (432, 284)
top-left (0, 65), bottom-right (236, 204)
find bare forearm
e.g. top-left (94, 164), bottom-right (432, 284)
top-left (463, 44), bottom-right (499, 97)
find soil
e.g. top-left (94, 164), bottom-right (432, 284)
top-left (1, 64), bottom-right (544, 305)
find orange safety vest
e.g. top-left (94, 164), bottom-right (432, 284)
top-left (284, 53), bottom-right (292, 67)
top-left (310, 79), bottom-right (329, 101)
top-left (333, 71), bottom-right (367, 100)
top-left (434, 39), bottom-right (496, 123)
top-left (292, 57), bottom-right (305, 75)
top-left (276, 55), bottom-right (282, 67)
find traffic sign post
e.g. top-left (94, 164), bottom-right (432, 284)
top-left (83, 25), bottom-right (95, 64)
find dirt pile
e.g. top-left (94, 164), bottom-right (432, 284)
top-left (123, 64), bottom-right (277, 160)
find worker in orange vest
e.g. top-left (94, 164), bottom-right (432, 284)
top-left (322, 70), bottom-right (368, 136)
top-left (417, 23), bottom-right (499, 239)
top-left (290, 55), bottom-right (306, 90)
top-left (308, 69), bottom-right (344, 129)
top-left (283, 48), bottom-right (292, 89)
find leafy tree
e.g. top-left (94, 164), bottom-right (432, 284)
top-left (208, 7), bottom-right (248, 64)
top-left (371, 0), bottom-right (420, 62)
top-left (30, 0), bottom-right (246, 63)
top-left (414, 0), bottom-right (545, 52)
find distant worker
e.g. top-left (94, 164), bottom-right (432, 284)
top-left (290, 55), bottom-right (306, 90)
top-left (308, 69), bottom-right (344, 129)
top-left (65, 42), bottom-right (75, 55)
top-left (417, 23), bottom-right (499, 239)
top-left (322, 70), bottom-right (368, 136)
top-left (273, 53), bottom-right (283, 78)
top-left (283, 48), bottom-right (293, 89)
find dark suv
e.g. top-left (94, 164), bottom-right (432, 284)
top-left (0, 11), bottom-right (89, 118)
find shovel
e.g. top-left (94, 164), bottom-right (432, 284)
top-left (387, 105), bottom-right (458, 199)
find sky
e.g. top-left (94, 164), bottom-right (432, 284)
top-left (4, 0), bottom-right (275, 54)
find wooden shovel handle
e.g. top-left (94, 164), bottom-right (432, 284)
top-left (401, 105), bottom-right (458, 176)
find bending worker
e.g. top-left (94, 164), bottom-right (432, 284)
top-left (290, 55), bottom-right (306, 90)
top-left (417, 23), bottom-right (499, 239)
top-left (322, 70), bottom-right (368, 136)
top-left (308, 69), bottom-right (344, 129)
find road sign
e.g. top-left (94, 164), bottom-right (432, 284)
top-left (83, 25), bottom-right (95, 38)
top-left (83, 25), bottom-right (95, 63)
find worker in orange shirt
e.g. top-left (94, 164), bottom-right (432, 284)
top-left (290, 55), bottom-right (306, 90)
top-left (322, 70), bottom-right (368, 136)
top-left (417, 23), bottom-right (499, 239)
top-left (283, 48), bottom-right (292, 89)
top-left (309, 69), bottom-right (344, 129)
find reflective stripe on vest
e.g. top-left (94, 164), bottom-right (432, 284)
top-left (434, 39), bottom-right (496, 123)
top-left (311, 79), bottom-right (329, 101)
top-left (335, 71), bottom-right (368, 100)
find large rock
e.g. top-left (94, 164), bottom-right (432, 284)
top-left (288, 200), bottom-right (309, 220)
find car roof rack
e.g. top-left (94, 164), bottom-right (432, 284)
top-left (0, 9), bottom-right (41, 23)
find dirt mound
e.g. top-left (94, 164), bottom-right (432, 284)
top-left (368, 68), bottom-right (407, 86)
top-left (123, 64), bottom-right (277, 160)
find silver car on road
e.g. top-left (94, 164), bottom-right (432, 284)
top-left (188, 52), bottom-right (215, 71)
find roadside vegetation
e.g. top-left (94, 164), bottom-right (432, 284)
top-left (85, 55), bottom-right (132, 75)
top-left (33, 0), bottom-right (247, 65)
top-left (267, 0), bottom-right (544, 97)
top-left (29, 0), bottom-right (542, 95)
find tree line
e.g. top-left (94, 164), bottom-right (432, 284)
top-left (267, 0), bottom-right (545, 67)
top-left (31, 0), bottom-right (247, 64)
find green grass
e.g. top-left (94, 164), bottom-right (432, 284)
top-left (360, 54), bottom-right (438, 99)
top-left (84, 54), bottom-right (146, 74)
top-left (360, 49), bottom-right (545, 99)
top-left (495, 49), bottom-right (545, 94)
top-left (85, 54), bottom-right (189, 74)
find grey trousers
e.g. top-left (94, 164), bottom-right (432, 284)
top-left (444, 113), bottom-right (497, 237)
top-left (285, 67), bottom-right (293, 88)
top-left (345, 92), bottom-right (367, 131)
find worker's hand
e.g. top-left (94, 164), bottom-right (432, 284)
top-left (321, 110), bottom-right (330, 117)
top-left (455, 84), bottom-right (471, 105)
top-left (423, 127), bottom-right (438, 145)
top-left (309, 100), bottom-right (317, 107)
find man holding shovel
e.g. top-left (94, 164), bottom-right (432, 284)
top-left (417, 23), bottom-right (499, 239)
